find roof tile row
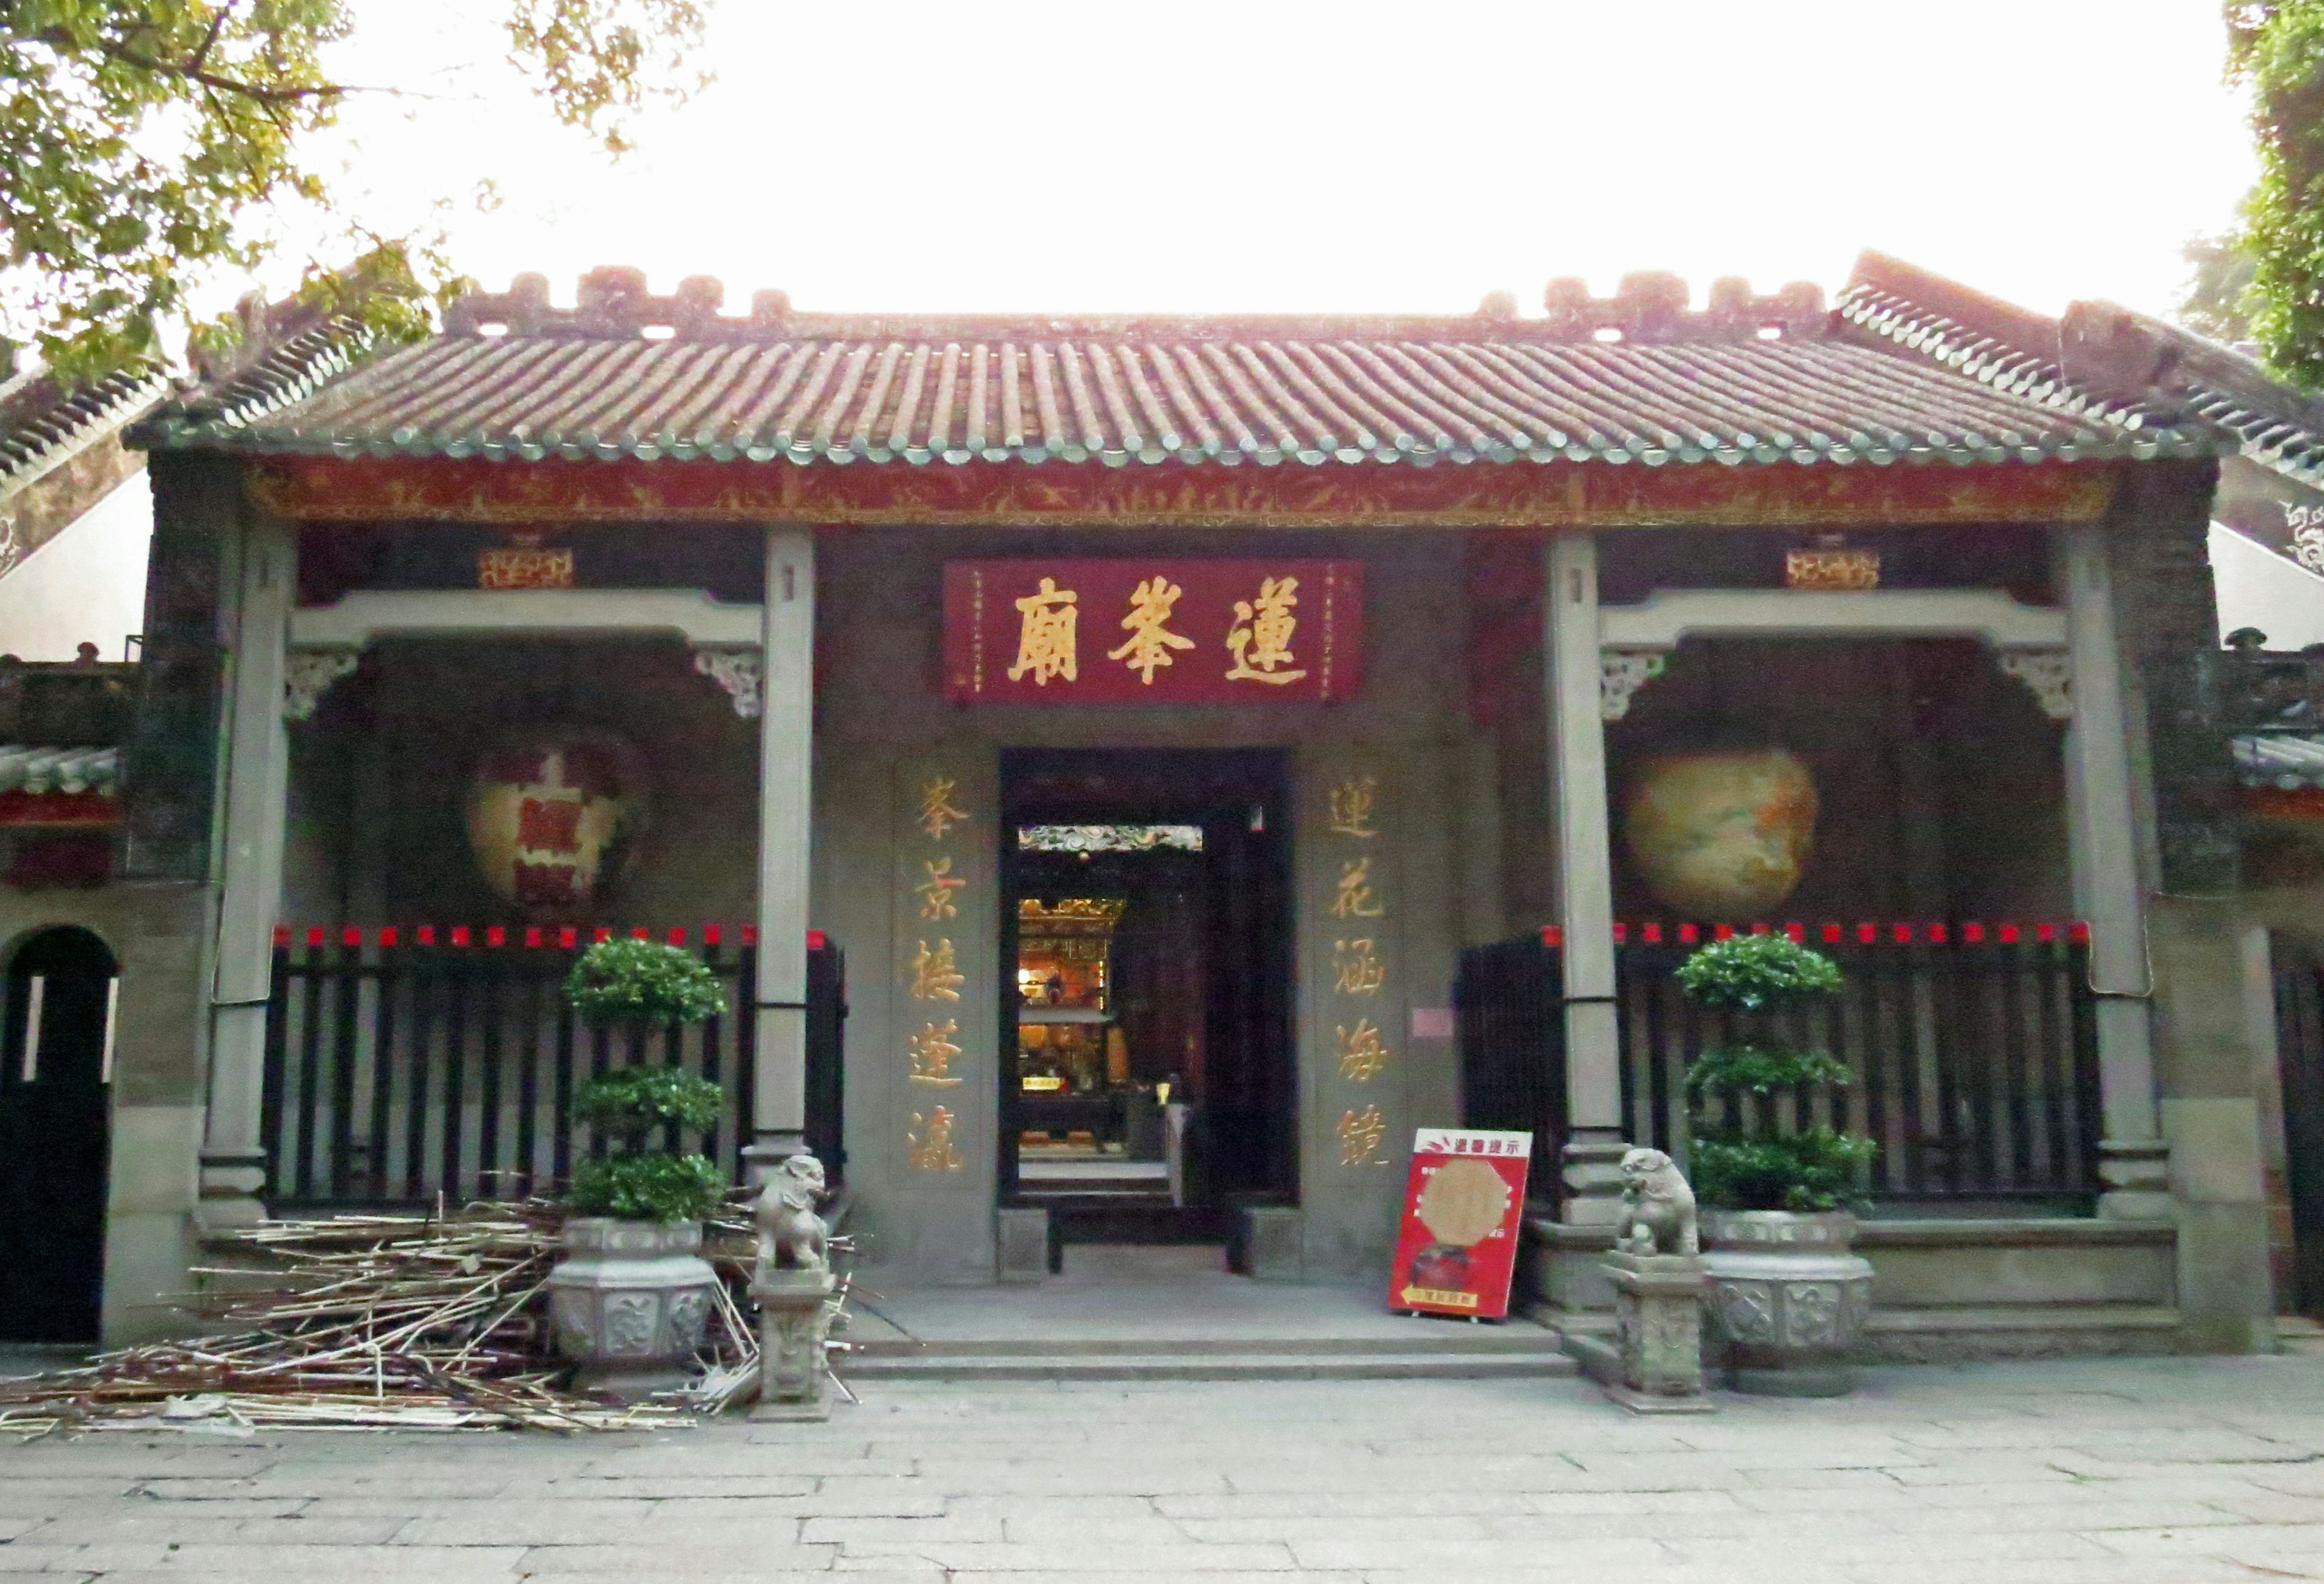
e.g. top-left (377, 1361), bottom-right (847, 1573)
top-left (135, 272), bottom-right (2214, 472)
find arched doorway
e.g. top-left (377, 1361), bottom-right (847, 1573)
top-left (1, 927), bottom-right (117, 1342)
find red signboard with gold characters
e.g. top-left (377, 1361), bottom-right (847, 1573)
top-left (944, 559), bottom-right (1362, 705)
top-left (1389, 1128), bottom-right (1532, 1320)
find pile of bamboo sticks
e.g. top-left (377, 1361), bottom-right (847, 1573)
top-left (0, 1198), bottom-right (769, 1436)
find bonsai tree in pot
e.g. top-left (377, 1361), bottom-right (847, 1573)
top-left (1676, 932), bottom-right (1878, 1398)
top-left (547, 938), bottom-right (729, 1400)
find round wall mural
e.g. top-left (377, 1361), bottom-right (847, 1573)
top-left (1622, 748), bottom-right (1819, 919)
top-left (465, 732), bottom-right (647, 916)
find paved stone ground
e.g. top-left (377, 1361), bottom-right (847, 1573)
top-left (14, 1355), bottom-right (2324, 1580)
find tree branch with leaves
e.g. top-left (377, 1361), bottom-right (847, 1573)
top-left (1, 0), bottom-right (709, 384)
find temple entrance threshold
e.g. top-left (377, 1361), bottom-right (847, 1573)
top-left (999, 749), bottom-right (1296, 1253)
top-left (841, 1246), bottom-right (1575, 1381)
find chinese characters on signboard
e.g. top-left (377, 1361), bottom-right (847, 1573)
top-left (944, 560), bottom-right (1364, 705)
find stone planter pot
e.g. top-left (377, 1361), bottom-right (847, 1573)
top-left (1699, 1209), bottom-right (1874, 1397)
top-left (547, 1217), bottom-right (718, 1400)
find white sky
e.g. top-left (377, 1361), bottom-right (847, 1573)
top-left (269, 0), bottom-right (2256, 326)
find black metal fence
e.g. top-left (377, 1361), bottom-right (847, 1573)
top-left (261, 925), bottom-right (844, 1208)
top-left (1458, 923), bottom-right (2101, 1204)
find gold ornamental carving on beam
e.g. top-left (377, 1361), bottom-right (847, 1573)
top-left (247, 455), bottom-right (2118, 530)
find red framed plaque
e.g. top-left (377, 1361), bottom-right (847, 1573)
top-left (944, 559), bottom-right (1362, 704)
top-left (1388, 1128), bottom-right (1532, 1319)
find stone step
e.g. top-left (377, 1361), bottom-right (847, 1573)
top-left (840, 1325), bottom-right (1569, 1360)
top-left (837, 1349), bottom-right (1580, 1382)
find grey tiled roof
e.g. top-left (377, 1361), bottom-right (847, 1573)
top-left (2236, 734), bottom-right (2324, 789)
top-left (1839, 252), bottom-right (2305, 486)
top-left (0, 361), bottom-right (168, 495)
top-left (133, 268), bottom-right (2206, 472)
top-left (0, 744), bottom-right (118, 795)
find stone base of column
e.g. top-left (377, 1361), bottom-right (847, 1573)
top-left (1560, 1134), bottom-right (1632, 1226)
top-left (740, 1134), bottom-right (812, 1189)
top-left (194, 1154), bottom-right (268, 1233)
top-left (1567, 1251), bottom-right (1715, 1415)
top-left (2098, 1139), bottom-right (2174, 1221)
top-left (750, 1269), bottom-right (838, 1421)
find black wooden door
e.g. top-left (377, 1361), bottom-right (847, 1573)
top-left (2276, 935), bottom-right (2324, 1317)
top-left (0, 927), bottom-right (117, 1342)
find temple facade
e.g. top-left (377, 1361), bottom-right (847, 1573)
top-left (5, 253), bottom-right (2310, 1356)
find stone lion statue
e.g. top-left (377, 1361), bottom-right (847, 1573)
top-left (1613, 1146), bottom-right (1698, 1257)
top-left (753, 1152), bottom-right (830, 1281)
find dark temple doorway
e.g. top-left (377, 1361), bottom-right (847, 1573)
top-left (999, 749), bottom-right (1295, 1247)
top-left (0, 926), bottom-right (118, 1342)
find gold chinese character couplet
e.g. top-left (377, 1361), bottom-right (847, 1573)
top-left (1331, 858), bottom-right (1384, 919)
top-left (1007, 577), bottom-right (1079, 685)
top-left (909, 938), bottom-right (963, 1001)
top-left (1332, 938), bottom-right (1385, 996)
top-left (918, 777), bottom-right (967, 840)
top-left (1338, 1105), bottom-right (1387, 1166)
top-left (1336, 1019), bottom-right (1391, 1082)
top-left (1328, 775), bottom-right (1379, 839)
top-left (917, 858), bottom-right (965, 920)
top-left (908, 1107), bottom-right (963, 1171)
top-left (1225, 576), bottom-right (1307, 685)
top-left (1108, 576), bottom-right (1194, 684)
top-left (909, 1019), bottom-right (963, 1086)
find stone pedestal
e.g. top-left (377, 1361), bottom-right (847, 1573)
top-left (547, 1218), bottom-right (717, 1402)
top-left (1232, 1205), bottom-right (1305, 1281)
top-left (996, 1207), bottom-right (1051, 1283)
top-left (1567, 1252), bottom-right (1714, 1414)
top-left (1700, 1210), bottom-right (1874, 1397)
top-left (751, 1268), bottom-right (838, 1421)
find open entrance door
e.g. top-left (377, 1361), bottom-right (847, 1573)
top-left (1, 926), bottom-right (117, 1342)
top-left (1000, 749), bottom-right (1293, 1246)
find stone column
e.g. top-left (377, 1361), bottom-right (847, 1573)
top-left (746, 527), bottom-right (816, 1178)
top-left (2058, 525), bottom-right (2170, 1220)
top-left (199, 510), bottom-right (295, 1228)
top-left (1544, 532), bottom-right (1628, 1222)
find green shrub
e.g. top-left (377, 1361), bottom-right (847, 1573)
top-left (565, 939), bottom-right (728, 1028)
top-left (1675, 935), bottom-right (1875, 1214)
top-left (1673, 933), bottom-right (1844, 1011)
top-left (1682, 1045), bottom-right (1853, 1103)
top-left (1689, 1129), bottom-right (1879, 1214)
top-left (568, 1152), bottom-right (725, 1223)
top-left (560, 943), bottom-right (729, 1221)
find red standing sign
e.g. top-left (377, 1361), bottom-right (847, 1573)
top-left (1389, 1128), bottom-right (1532, 1319)
top-left (944, 559), bottom-right (1362, 705)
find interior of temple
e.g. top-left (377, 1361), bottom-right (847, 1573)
top-left (999, 749), bottom-right (1293, 1246)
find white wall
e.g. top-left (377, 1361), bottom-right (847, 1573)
top-left (0, 469), bottom-right (151, 662)
top-left (2213, 522), bottom-right (2324, 651)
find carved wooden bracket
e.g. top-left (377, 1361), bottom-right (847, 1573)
top-left (283, 646), bottom-right (360, 722)
top-left (692, 646), bottom-right (763, 718)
